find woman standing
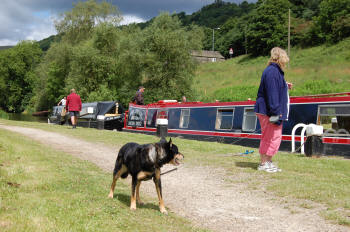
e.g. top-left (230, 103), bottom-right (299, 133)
top-left (254, 47), bottom-right (292, 173)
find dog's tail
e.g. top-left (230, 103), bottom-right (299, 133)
top-left (113, 150), bottom-right (128, 179)
top-left (113, 157), bottom-right (122, 176)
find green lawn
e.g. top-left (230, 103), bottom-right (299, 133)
top-left (1, 119), bottom-right (350, 227)
top-left (0, 127), bottom-right (209, 232)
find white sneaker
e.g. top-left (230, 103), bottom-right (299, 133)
top-left (257, 162), bottom-right (269, 171)
top-left (266, 161), bottom-right (282, 172)
top-left (257, 162), bottom-right (281, 173)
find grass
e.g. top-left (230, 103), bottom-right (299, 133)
top-left (1, 119), bottom-right (350, 227)
top-left (0, 127), bottom-right (209, 232)
top-left (193, 38), bottom-right (350, 102)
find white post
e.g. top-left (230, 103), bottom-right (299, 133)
top-left (291, 123), bottom-right (306, 152)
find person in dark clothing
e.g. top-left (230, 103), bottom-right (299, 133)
top-left (66, 89), bottom-right (82, 129)
top-left (134, 86), bottom-right (145, 105)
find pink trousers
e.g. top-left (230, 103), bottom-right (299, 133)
top-left (257, 114), bottom-right (283, 156)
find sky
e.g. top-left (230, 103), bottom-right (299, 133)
top-left (0, 0), bottom-right (252, 46)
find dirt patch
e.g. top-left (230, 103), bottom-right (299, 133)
top-left (0, 124), bottom-right (348, 232)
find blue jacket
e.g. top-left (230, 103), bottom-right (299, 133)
top-left (254, 63), bottom-right (289, 121)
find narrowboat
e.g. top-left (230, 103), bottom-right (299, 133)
top-left (48, 101), bottom-right (124, 130)
top-left (123, 93), bottom-right (350, 157)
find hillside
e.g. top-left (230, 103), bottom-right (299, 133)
top-left (193, 38), bottom-right (350, 102)
top-left (37, 34), bottom-right (62, 51)
top-left (176, 1), bottom-right (255, 28)
top-left (0, 46), bottom-right (14, 50)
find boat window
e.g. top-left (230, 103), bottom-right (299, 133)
top-left (127, 107), bottom-right (146, 127)
top-left (156, 109), bottom-right (168, 119)
top-left (318, 104), bottom-right (350, 136)
top-left (146, 109), bottom-right (158, 128)
top-left (242, 108), bottom-right (257, 132)
top-left (179, 109), bottom-right (190, 128)
top-left (215, 108), bottom-right (234, 130)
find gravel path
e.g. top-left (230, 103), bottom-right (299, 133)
top-left (1, 124), bottom-right (348, 232)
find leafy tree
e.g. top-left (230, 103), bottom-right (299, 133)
top-left (246, 0), bottom-right (291, 56)
top-left (55, 0), bottom-right (121, 45)
top-left (315, 0), bottom-right (350, 43)
top-left (31, 42), bottom-right (73, 111)
top-left (0, 41), bottom-right (42, 112)
top-left (215, 16), bottom-right (250, 57)
top-left (141, 13), bottom-right (204, 103)
top-left (32, 0), bottom-right (125, 110)
top-left (289, 0), bottom-right (322, 20)
top-left (64, 23), bottom-right (145, 107)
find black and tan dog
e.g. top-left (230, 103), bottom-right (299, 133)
top-left (108, 138), bottom-right (183, 214)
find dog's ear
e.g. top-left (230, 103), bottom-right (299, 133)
top-left (168, 138), bottom-right (172, 148)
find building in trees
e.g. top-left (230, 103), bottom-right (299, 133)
top-left (191, 50), bottom-right (225, 63)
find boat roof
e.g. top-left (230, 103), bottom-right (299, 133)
top-left (129, 92), bottom-right (350, 109)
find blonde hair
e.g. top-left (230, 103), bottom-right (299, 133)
top-left (70, 89), bottom-right (76, 93)
top-left (268, 47), bottom-right (289, 69)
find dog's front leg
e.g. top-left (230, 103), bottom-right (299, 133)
top-left (153, 169), bottom-right (167, 214)
top-left (130, 176), bottom-right (137, 210)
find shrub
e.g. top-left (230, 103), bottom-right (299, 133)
top-left (213, 85), bottom-right (258, 102)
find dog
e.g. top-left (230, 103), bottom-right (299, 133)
top-left (108, 138), bottom-right (184, 214)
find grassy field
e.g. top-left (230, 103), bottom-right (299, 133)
top-left (1, 119), bottom-right (350, 227)
top-left (0, 126), bottom-right (210, 232)
top-left (193, 38), bottom-right (350, 102)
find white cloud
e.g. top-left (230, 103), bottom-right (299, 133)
top-left (0, 39), bottom-right (18, 46)
top-left (120, 14), bottom-right (146, 25)
top-left (25, 17), bottom-right (57, 41)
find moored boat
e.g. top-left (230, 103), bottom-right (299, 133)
top-left (48, 101), bottom-right (124, 130)
top-left (123, 93), bottom-right (350, 157)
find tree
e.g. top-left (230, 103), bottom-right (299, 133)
top-left (315, 0), bottom-right (350, 43)
top-left (30, 42), bottom-right (73, 111)
top-left (32, 0), bottom-right (126, 110)
top-left (289, 0), bottom-right (322, 20)
top-left (246, 0), bottom-right (291, 56)
top-left (215, 16), bottom-right (250, 57)
top-left (0, 41), bottom-right (42, 112)
top-left (55, 0), bottom-right (121, 45)
top-left (141, 13), bottom-right (204, 103)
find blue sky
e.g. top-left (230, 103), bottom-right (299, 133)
top-left (0, 0), bottom-right (253, 46)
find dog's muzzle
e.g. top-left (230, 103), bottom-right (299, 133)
top-left (173, 153), bottom-right (184, 166)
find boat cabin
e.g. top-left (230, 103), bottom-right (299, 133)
top-left (124, 93), bottom-right (350, 157)
top-left (48, 101), bottom-right (124, 130)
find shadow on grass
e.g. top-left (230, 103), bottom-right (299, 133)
top-left (113, 192), bottom-right (159, 211)
top-left (234, 161), bottom-right (259, 170)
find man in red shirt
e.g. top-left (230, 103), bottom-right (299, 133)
top-left (66, 89), bottom-right (82, 129)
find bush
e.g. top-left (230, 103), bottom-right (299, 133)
top-left (0, 109), bottom-right (9, 119)
top-left (292, 79), bottom-right (348, 96)
top-left (213, 85), bottom-right (258, 102)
